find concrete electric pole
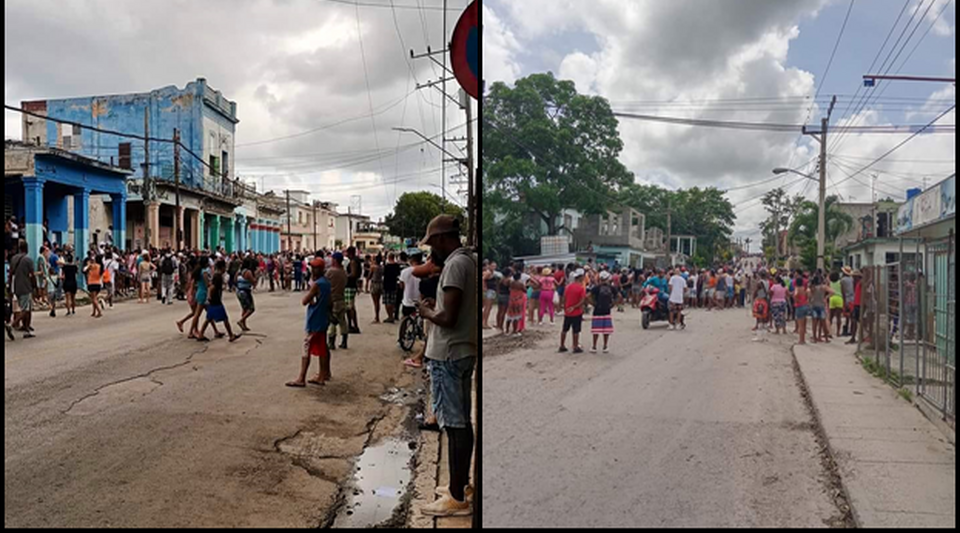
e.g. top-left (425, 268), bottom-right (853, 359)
top-left (800, 95), bottom-right (836, 272)
top-left (174, 129), bottom-right (182, 250)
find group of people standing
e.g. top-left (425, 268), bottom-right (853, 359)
top-left (748, 265), bottom-right (872, 346)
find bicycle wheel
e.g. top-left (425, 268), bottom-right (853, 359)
top-left (399, 316), bottom-right (417, 352)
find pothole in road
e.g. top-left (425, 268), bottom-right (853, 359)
top-left (332, 438), bottom-right (414, 529)
top-left (65, 377), bottom-right (162, 416)
top-left (379, 387), bottom-right (421, 407)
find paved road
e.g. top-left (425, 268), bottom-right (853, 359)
top-left (483, 306), bottom-right (841, 528)
top-left (4, 289), bottom-right (421, 528)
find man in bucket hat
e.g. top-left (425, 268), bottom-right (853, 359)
top-left (417, 215), bottom-right (477, 516)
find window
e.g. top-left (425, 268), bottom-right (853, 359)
top-left (877, 212), bottom-right (890, 238)
top-left (299, 212), bottom-right (303, 225)
top-left (119, 143), bottom-right (132, 170)
top-left (209, 155), bottom-right (220, 178)
top-left (221, 151), bottom-right (229, 179)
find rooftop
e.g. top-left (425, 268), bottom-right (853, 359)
top-left (5, 140), bottom-right (133, 176)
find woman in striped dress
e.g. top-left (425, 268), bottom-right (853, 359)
top-left (590, 271), bottom-right (615, 353)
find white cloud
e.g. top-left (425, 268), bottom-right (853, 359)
top-left (483, 4), bottom-right (522, 85)
top-left (558, 52), bottom-right (599, 94)
top-left (923, 0), bottom-right (955, 37)
top-left (3, 0), bottom-right (476, 222)
top-left (492, 0), bottom-right (955, 238)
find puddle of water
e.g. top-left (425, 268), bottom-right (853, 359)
top-left (333, 439), bottom-right (414, 528)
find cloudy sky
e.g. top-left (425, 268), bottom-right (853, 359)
top-left (5, 0), bottom-right (476, 222)
top-left (484, 0), bottom-right (956, 245)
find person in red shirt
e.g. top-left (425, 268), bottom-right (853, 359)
top-left (847, 269), bottom-right (863, 345)
top-left (559, 269), bottom-right (586, 353)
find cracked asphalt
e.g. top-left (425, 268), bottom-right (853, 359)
top-left (4, 289), bottom-right (420, 528)
top-left (484, 307), bottom-right (842, 528)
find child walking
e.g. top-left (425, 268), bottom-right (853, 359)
top-left (287, 258), bottom-right (332, 388)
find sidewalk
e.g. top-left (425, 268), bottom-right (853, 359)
top-left (409, 369), bottom-right (477, 529)
top-left (793, 341), bottom-right (956, 528)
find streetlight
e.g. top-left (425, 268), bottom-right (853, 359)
top-left (772, 167), bottom-right (825, 271)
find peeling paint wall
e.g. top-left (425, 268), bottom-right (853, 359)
top-left (21, 79), bottom-right (238, 194)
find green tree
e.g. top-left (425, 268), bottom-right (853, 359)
top-left (787, 195), bottom-right (853, 270)
top-left (759, 188), bottom-right (804, 259)
top-left (483, 73), bottom-right (633, 236)
top-left (618, 184), bottom-right (735, 263)
top-left (384, 192), bottom-right (464, 241)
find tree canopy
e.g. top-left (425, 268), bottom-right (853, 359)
top-left (483, 72), bottom-right (634, 236)
top-left (618, 183), bottom-right (735, 263)
top-left (384, 191), bottom-right (463, 241)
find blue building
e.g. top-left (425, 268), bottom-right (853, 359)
top-left (5, 142), bottom-right (131, 272)
top-left (20, 78), bottom-right (253, 252)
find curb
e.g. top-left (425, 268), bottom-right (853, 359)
top-left (790, 344), bottom-right (859, 529)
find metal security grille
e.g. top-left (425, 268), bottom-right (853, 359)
top-left (921, 234), bottom-right (955, 427)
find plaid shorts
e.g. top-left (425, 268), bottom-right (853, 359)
top-left (344, 287), bottom-right (357, 309)
top-left (383, 290), bottom-right (398, 306)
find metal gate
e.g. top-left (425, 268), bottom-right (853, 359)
top-left (921, 235), bottom-right (955, 427)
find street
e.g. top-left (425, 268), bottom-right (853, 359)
top-left (4, 290), bottom-right (423, 528)
top-left (483, 306), bottom-right (843, 528)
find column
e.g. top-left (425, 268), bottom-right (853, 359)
top-left (147, 202), bottom-right (160, 249)
top-left (74, 189), bottom-right (90, 288)
top-left (257, 219), bottom-right (265, 253)
top-left (224, 216), bottom-right (235, 253)
top-left (175, 206), bottom-right (184, 250)
top-left (111, 193), bottom-right (127, 250)
top-left (273, 223), bottom-right (280, 254)
top-left (23, 178), bottom-right (45, 262)
top-left (197, 211), bottom-right (207, 250)
top-left (238, 216), bottom-right (247, 251)
top-left (45, 193), bottom-right (68, 247)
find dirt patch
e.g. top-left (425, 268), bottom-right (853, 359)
top-left (483, 330), bottom-right (549, 357)
top-left (790, 347), bottom-right (857, 529)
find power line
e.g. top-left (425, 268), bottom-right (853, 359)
top-left (828, 153), bottom-right (956, 163)
top-left (829, 0), bottom-right (941, 155)
top-left (815, 0), bottom-right (856, 104)
top-left (237, 119), bottom-right (471, 174)
top-left (826, 0), bottom-right (914, 152)
top-left (831, 104), bottom-right (955, 188)
top-left (6, 104), bottom-right (226, 178)
top-left (321, 0), bottom-right (461, 10)
top-left (609, 110), bottom-right (953, 133)
top-left (838, 0), bottom-right (956, 155)
top-left (234, 88), bottom-right (417, 147)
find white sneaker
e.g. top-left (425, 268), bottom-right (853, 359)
top-left (590, 346), bottom-right (597, 353)
top-left (422, 494), bottom-right (472, 517)
top-left (602, 347), bottom-right (609, 353)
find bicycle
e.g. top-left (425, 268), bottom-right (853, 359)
top-left (398, 309), bottom-right (426, 352)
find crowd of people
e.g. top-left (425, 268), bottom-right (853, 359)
top-left (6, 213), bottom-right (478, 517)
top-left (482, 255), bottom-right (880, 352)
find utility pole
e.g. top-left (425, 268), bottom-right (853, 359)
top-left (174, 128), bottom-right (181, 250)
top-left (801, 95), bottom-right (836, 272)
top-left (818, 114), bottom-right (828, 271)
top-left (144, 107), bottom-right (151, 248)
top-left (442, 0), bottom-right (448, 210)
top-left (286, 189), bottom-right (292, 253)
top-left (463, 89), bottom-right (476, 247)
top-left (666, 196), bottom-right (672, 267)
